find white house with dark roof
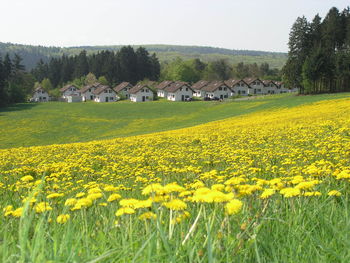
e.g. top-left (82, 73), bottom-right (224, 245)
top-left (155, 80), bottom-right (174, 98)
top-left (191, 80), bottom-right (210, 98)
top-left (165, 81), bottom-right (193, 101)
top-left (243, 78), bottom-right (266, 95)
top-left (32, 86), bottom-right (49, 102)
top-left (225, 79), bottom-right (251, 96)
top-left (114, 82), bottom-right (133, 99)
top-left (60, 84), bottom-right (80, 99)
top-left (262, 80), bottom-right (279, 94)
top-left (201, 81), bottom-right (232, 100)
top-left (93, 85), bottom-right (117, 102)
top-left (129, 84), bottom-right (154, 102)
top-left (80, 83), bottom-right (101, 101)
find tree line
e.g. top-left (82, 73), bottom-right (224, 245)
top-left (161, 58), bottom-right (281, 83)
top-left (31, 46), bottom-right (161, 88)
top-left (0, 54), bottom-right (35, 107)
top-left (283, 6), bottom-right (350, 94)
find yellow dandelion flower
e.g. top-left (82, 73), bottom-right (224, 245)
top-left (163, 199), bottom-right (187, 210)
top-left (280, 188), bottom-right (301, 198)
top-left (225, 199), bottom-right (243, 215)
top-left (260, 189), bottom-right (275, 199)
top-left (64, 198), bottom-right (77, 206)
top-left (47, 193), bottom-right (64, 199)
top-left (115, 207), bottom-right (135, 216)
top-left (328, 190), bottom-right (341, 196)
top-left (56, 214), bottom-right (70, 224)
top-left (35, 202), bottom-right (52, 213)
top-left (139, 212), bottom-right (157, 220)
top-left (107, 193), bottom-right (122, 202)
top-left (21, 175), bottom-right (34, 182)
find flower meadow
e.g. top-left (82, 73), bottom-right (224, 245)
top-left (1, 97), bottom-right (350, 262)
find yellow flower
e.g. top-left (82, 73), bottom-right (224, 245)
top-left (225, 199), bottom-right (243, 215)
top-left (139, 212), bottom-right (157, 220)
top-left (56, 214), bottom-right (70, 224)
top-left (107, 193), bottom-right (122, 202)
top-left (280, 188), bottom-right (300, 198)
top-left (163, 182), bottom-right (185, 193)
top-left (328, 190), bottom-right (341, 197)
top-left (142, 184), bottom-right (164, 195)
top-left (71, 198), bottom-right (93, 211)
top-left (12, 207), bottom-right (23, 217)
top-left (115, 207), bottom-right (135, 216)
top-left (163, 199), bottom-right (187, 210)
top-left (64, 198), bottom-right (77, 206)
top-left (119, 198), bottom-right (140, 208)
top-left (21, 175), bottom-right (34, 182)
top-left (35, 202), bottom-right (52, 213)
top-left (99, 202), bottom-right (107, 206)
top-left (75, 192), bottom-right (86, 198)
top-left (260, 189), bottom-right (275, 199)
top-left (47, 193), bottom-right (64, 199)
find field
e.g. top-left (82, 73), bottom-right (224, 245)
top-left (0, 93), bottom-right (349, 149)
top-left (1, 94), bottom-right (350, 262)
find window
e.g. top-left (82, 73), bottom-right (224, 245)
top-left (110, 97), bottom-right (114, 100)
top-left (186, 88), bottom-right (188, 91)
top-left (224, 87), bottom-right (227, 91)
top-left (89, 89), bottom-right (91, 92)
top-left (141, 89), bottom-right (144, 92)
top-left (109, 89), bottom-right (112, 93)
top-left (104, 90), bottom-right (108, 93)
top-left (180, 87), bottom-right (182, 91)
top-left (242, 90), bottom-right (246, 94)
top-left (145, 89), bottom-right (148, 92)
top-left (219, 87), bottom-right (222, 91)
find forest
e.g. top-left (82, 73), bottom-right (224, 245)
top-left (283, 6), bottom-right (350, 94)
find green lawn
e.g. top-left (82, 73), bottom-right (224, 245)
top-left (1, 93), bottom-right (349, 149)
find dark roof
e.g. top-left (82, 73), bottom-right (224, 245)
top-left (243, 78), bottom-right (266, 86)
top-left (80, 83), bottom-right (102, 93)
top-left (224, 79), bottom-right (249, 88)
top-left (92, 85), bottom-right (114, 95)
top-left (164, 81), bottom-right (193, 93)
top-left (155, 80), bottom-right (174, 90)
top-left (191, 80), bottom-right (210, 90)
top-left (201, 81), bottom-right (231, 92)
top-left (129, 84), bottom-right (150, 94)
top-left (114, 82), bottom-right (133, 92)
top-left (34, 86), bottom-right (45, 92)
top-left (262, 80), bottom-right (278, 87)
top-left (60, 84), bottom-right (78, 92)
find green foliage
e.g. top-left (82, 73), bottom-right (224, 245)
top-left (98, 76), bottom-right (109, 85)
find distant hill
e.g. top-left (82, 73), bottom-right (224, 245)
top-left (0, 42), bottom-right (287, 71)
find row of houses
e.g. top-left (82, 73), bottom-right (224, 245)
top-left (32, 78), bottom-right (296, 103)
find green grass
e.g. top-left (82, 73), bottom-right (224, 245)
top-left (1, 93), bottom-right (350, 149)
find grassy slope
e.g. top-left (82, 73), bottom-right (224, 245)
top-left (1, 93), bottom-right (350, 149)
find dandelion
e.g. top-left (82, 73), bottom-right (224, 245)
top-left (139, 212), bottom-right (157, 220)
top-left (163, 199), bottom-right (187, 210)
top-left (225, 199), bottom-right (243, 215)
top-left (328, 190), bottom-right (341, 197)
top-left (115, 207), bottom-right (135, 216)
top-left (35, 202), bottom-right (52, 213)
top-left (107, 193), bottom-right (121, 202)
top-left (57, 214), bottom-right (70, 224)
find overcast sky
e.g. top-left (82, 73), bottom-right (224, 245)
top-left (1, 0), bottom-right (348, 52)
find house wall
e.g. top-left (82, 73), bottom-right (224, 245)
top-left (167, 89), bottom-right (193, 101)
top-left (157, 90), bottom-right (167, 98)
top-left (82, 89), bottom-right (96, 101)
top-left (67, 96), bottom-right (82, 103)
top-left (264, 84), bottom-right (278, 94)
top-left (205, 86), bottom-right (231, 99)
top-left (249, 81), bottom-right (265, 95)
top-left (231, 84), bottom-right (250, 96)
top-left (130, 88), bottom-right (154, 102)
top-left (62, 87), bottom-right (80, 98)
top-left (118, 87), bottom-right (131, 99)
top-left (193, 89), bottom-right (206, 98)
top-left (94, 89), bottom-right (117, 103)
top-left (32, 90), bottom-right (49, 102)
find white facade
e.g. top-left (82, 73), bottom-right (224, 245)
top-left (94, 88), bottom-right (117, 103)
top-left (67, 96), bottom-right (82, 103)
top-left (32, 88), bottom-right (49, 102)
top-left (157, 90), bottom-right (167, 98)
top-left (166, 87), bottom-right (193, 101)
top-left (130, 88), bottom-right (154, 102)
top-left (62, 87), bottom-right (80, 99)
top-left (118, 87), bottom-right (131, 99)
top-left (82, 87), bottom-right (97, 101)
top-left (230, 83), bottom-right (251, 96)
top-left (249, 80), bottom-right (265, 95)
top-left (264, 83), bottom-right (278, 94)
top-left (193, 89), bottom-right (206, 98)
top-left (205, 86), bottom-right (231, 99)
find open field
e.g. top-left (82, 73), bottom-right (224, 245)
top-left (0, 94), bottom-right (350, 262)
top-left (1, 93), bottom-right (350, 149)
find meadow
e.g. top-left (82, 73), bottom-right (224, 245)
top-left (0, 93), bottom-right (350, 262)
top-left (0, 93), bottom-right (349, 149)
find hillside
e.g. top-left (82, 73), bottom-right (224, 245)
top-left (0, 93), bottom-right (349, 149)
top-left (0, 42), bottom-right (287, 71)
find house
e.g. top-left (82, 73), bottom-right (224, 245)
top-left (114, 82), bottom-right (133, 100)
top-left (92, 85), bottom-right (117, 102)
top-left (201, 81), bottom-right (232, 100)
top-left (165, 81), bottom-right (194, 101)
top-left (243, 78), bottom-right (266, 95)
top-left (80, 83), bottom-right (102, 101)
top-left (155, 80), bottom-right (174, 98)
top-left (129, 84), bottom-right (154, 102)
top-left (32, 86), bottom-right (49, 102)
top-left (262, 80), bottom-right (279, 94)
top-left (225, 79), bottom-right (251, 96)
top-left (275, 81), bottom-right (294, 93)
top-left (191, 80), bottom-right (210, 98)
top-left (60, 84), bottom-right (80, 99)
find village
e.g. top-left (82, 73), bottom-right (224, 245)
top-left (32, 78), bottom-right (297, 103)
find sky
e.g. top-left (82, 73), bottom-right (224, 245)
top-left (0, 0), bottom-right (349, 52)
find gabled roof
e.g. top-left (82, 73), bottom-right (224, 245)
top-left (114, 82), bottom-right (133, 93)
top-left (164, 81), bottom-right (193, 93)
top-left (224, 79), bottom-right (249, 88)
top-left (34, 86), bottom-right (45, 92)
top-left (129, 84), bottom-right (150, 94)
top-left (60, 84), bottom-right (78, 92)
top-left (155, 80), bottom-right (174, 91)
top-left (243, 78), bottom-right (266, 86)
top-left (262, 80), bottom-right (279, 87)
top-left (201, 81), bottom-right (231, 92)
top-left (92, 85), bottom-right (114, 95)
top-left (191, 80), bottom-right (210, 90)
top-left (80, 83), bottom-right (102, 93)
